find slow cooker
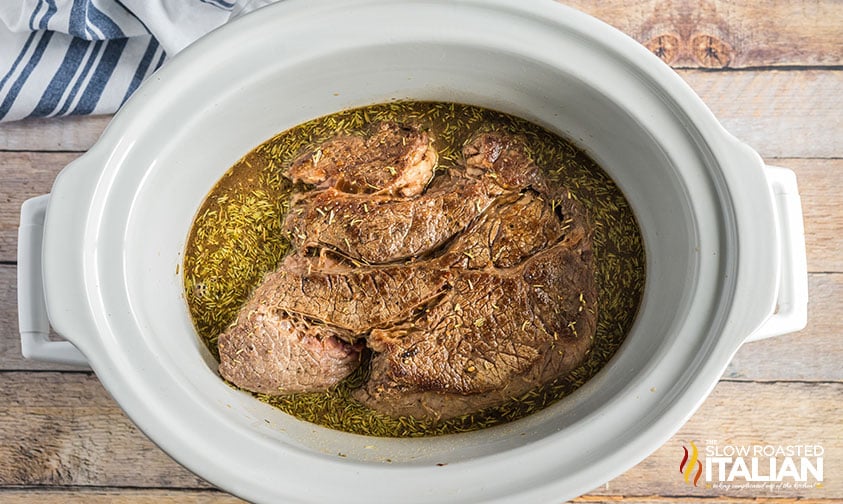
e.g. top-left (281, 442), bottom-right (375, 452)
top-left (17, 0), bottom-right (808, 502)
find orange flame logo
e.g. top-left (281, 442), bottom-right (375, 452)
top-left (679, 441), bottom-right (703, 486)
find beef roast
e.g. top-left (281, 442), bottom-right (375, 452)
top-left (284, 131), bottom-right (546, 265)
top-left (463, 131), bottom-right (544, 190)
top-left (284, 174), bottom-right (503, 264)
top-left (440, 190), bottom-right (574, 269)
top-left (218, 304), bottom-right (361, 394)
top-left (218, 127), bottom-right (596, 420)
top-left (241, 253), bottom-right (451, 335)
top-left (287, 121), bottom-right (437, 197)
top-left (354, 193), bottom-right (595, 420)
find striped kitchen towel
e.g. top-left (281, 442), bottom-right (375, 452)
top-left (0, 0), bottom-right (278, 123)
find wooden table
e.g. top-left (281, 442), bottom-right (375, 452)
top-left (1, 2), bottom-right (840, 502)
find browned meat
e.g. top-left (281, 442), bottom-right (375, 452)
top-left (241, 253), bottom-right (451, 335)
top-left (218, 305), bottom-right (361, 394)
top-left (287, 121), bottom-right (437, 197)
top-left (440, 190), bottom-right (573, 269)
top-left (284, 174), bottom-right (503, 264)
top-left (283, 132), bottom-right (546, 265)
top-left (219, 128), bottom-right (596, 417)
top-left (355, 199), bottom-right (595, 420)
top-left (463, 131), bottom-right (544, 190)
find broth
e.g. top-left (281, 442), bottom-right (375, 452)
top-left (184, 101), bottom-right (645, 436)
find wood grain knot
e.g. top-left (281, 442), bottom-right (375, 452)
top-left (644, 34), bottom-right (680, 64)
top-left (692, 34), bottom-right (733, 68)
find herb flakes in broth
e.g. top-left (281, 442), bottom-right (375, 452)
top-left (184, 101), bottom-right (645, 436)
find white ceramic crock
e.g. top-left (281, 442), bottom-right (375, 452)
top-left (17, 1), bottom-right (808, 502)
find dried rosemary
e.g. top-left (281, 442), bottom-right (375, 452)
top-left (184, 101), bottom-right (646, 437)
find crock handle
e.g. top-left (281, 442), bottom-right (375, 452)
top-left (17, 195), bottom-right (90, 367)
top-left (745, 166), bottom-right (809, 342)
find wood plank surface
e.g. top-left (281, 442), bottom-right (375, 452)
top-left (0, 115), bottom-right (111, 152)
top-left (591, 381), bottom-right (842, 499)
top-left (0, 71), bottom-right (841, 158)
top-left (0, 374), bottom-right (838, 500)
top-left (724, 273), bottom-right (843, 382)
top-left (0, 264), bottom-right (81, 371)
top-left (0, 372), bottom-right (208, 488)
top-left (561, 0), bottom-right (843, 68)
top-left (0, 152), bottom-right (78, 263)
top-left (774, 159), bottom-right (843, 274)
top-left (0, 490), bottom-right (241, 504)
top-left (682, 70), bottom-right (843, 159)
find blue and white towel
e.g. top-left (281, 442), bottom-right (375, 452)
top-left (0, 0), bottom-right (278, 122)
